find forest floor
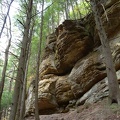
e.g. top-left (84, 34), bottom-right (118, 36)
top-left (25, 98), bottom-right (120, 120)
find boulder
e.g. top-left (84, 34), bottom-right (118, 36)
top-left (68, 48), bottom-right (106, 98)
top-left (38, 77), bottom-right (58, 110)
top-left (54, 21), bottom-right (93, 74)
top-left (55, 75), bottom-right (74, 104)
top-left (25, 76), bottom-right (58, 114)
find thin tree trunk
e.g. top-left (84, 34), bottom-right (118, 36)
top-left (35, 0), bottom-right (44, 120)
top-left (57, 12), bottom-right (60, 26)
top-left (6, 108), bottom-right (8, 120)
top-left (0, 14), bottom-right (12, 120)
top-left (70, 0), bottom-right (76, 19)
top-left (47, 20), bottom-right (50, 34)
top-left (0, 104), bottom-right (2, 120)
top-left (66, 0), bottom-right (70, 18)
top-left (3, 108), bottom-right (6, 119)
top-left (19, 51), bottom-right (30, 120)
top-left (64, 0), bottom-right (69, 19)
top-left (90, 0), bottom-right (120, 104)
top-left (9, 66), bottom-right (15, 92)
top-left (9, 0), bottom-right (33, 120)
top-left (51, 12), bottom-right (55, 32)
top-left (0, 39), bottom-right (11, 99)
top-left (75, 1), bottom-right (82, 19)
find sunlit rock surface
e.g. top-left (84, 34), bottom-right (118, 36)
top-left (25, 0), bottom-right (120, 116)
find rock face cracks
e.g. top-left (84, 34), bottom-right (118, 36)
top-left (25, 0), bottom-right (120, 115)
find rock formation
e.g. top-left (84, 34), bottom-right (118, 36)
top-left (25, 0), bottom-right (120, 116)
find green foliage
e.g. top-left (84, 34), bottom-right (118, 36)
top-left (0, 52), bottom-right (17, 110)
top-left (70, 0), bottom-right (90, 19)
top-left (1, 91), bottom-right (13, 109)
top-left (77, 1), bottom-right (90, 17)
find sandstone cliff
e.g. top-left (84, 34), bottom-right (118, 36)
top-left (25, 0), bottom-right (120, 116)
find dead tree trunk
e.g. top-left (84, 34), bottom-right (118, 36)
top-left (90, 0), bottom-right (120, 104)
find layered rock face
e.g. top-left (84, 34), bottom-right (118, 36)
top-left (26, 0), bottom-right (120, 115)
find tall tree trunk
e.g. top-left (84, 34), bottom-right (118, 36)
top-left (18, 52), bottom-right (29, 120)
top-left (15, 88), bottom-right (22, 120)
top-left (9, 0), bottom-right (33, 120)
top-left (90, 0), bottom-right (120, 104)
top-left (19, 51), bottom-right (29, 120)
top-left (35, 0), bottom-right (44, 120)
top-left (19, 22), bottom-right (34, 120)
top-left (0, 14), bottom-right (12, 120)
top-left (64, 0), bottom-right (69, 19)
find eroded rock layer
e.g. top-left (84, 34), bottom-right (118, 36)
top-left (25, 0), bottom-right (120, 116)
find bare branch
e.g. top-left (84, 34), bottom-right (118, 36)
top-left (0, 0), bottom-right (14, 38)
top-left (9, 51), bottom-right (19, 59)
top-left (17, 19), bottom-right (25, 28)
top-left (5, 75), bottom-right (16, 81)
top-left (31, 2), bottom-right (54, 18)
top-left (101, 3), bottom-right (109, 22)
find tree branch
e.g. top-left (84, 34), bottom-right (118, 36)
top-left (0, 0), bottom-right (14, 38)
top-left (31, 2), bottom-right (54, 18)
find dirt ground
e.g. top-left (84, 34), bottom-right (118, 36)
top-left (25, 99), bottom-right (120, 120)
